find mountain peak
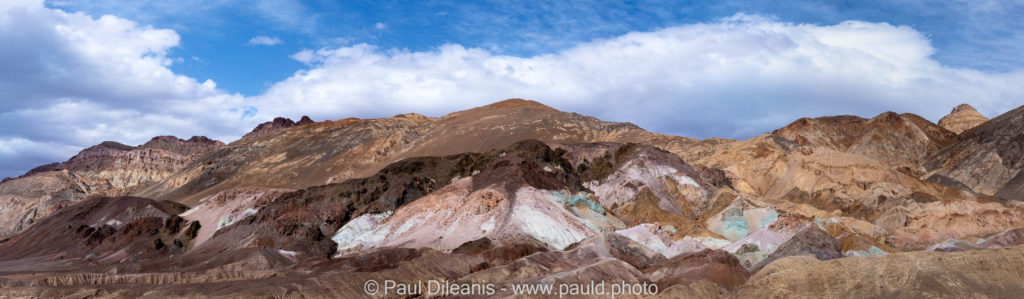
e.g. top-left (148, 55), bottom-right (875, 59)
top-left (96, 141), bottom-right (135, 151)
top-left (952, 103), bottom-right (980, 113)
top-left (482, 98), bottom-right (556, 111)
top-left (938, 103), bottom-right (989, 134)
top-left (243, 116), bottom-right (317, 139)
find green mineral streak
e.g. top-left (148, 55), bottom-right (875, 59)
top-left (722, 216), bottom-right (749, 241)
top-left (553, 191), bottom-right (605, 214)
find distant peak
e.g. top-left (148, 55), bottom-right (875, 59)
top-left (243, 115), bottom-right (318, 140)
top-left (392, 113), bottom-right (434, 123)
top-left (96, 141), bottom-right (135, 151)
top-left (483, 98), bottom-right (556, 111)
top-left (148, 135), bottom-right (183, 143)
top-left (939, 103), bottom-right (989, 134)
top-left (952, 103), bottom-right (979, 113)
top-left (871, 111), bottom-right (903, 122)
top-left (143, 135), bottom-right (222, 146)
top-left (186, 136), bottom-right (218, 143)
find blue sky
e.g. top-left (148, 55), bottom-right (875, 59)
top-left (48, 0), bottom-right (1024, 96)
top-left (1, 0), bottom-right (1023, 178)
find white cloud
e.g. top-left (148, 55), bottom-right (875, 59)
top-left (247, 35), bottom-right (282, 46)
top-left (265, 14), bottom-right (1023, 140)
top-left (374, 22), bottom-right (387, 30)
top-left (0, 1), bottom-right (247, 178)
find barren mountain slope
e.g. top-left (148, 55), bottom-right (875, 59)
top-left (137, 99), bottom-right (724, 205)
top-left (689, 110), bottom-right (1015, 250)
top-left (925, 104), bottom-right (1024, 200)
top-left (772, 111), bottom-right (957, 170)
top-left (185, 140), bottom-right (733, 260)
top-left (0, 196), bottom-right (194, 273)
top-left (937, 103), bottom-right (989, 134)
top-left (738, 245), bottom-right (1024, 298)
top-left (4, 100), bottom-right (1024, 297)
top-left (0, 136), bottom-right (223, 239)
top-left (0, 140), bottom-right (746, 297)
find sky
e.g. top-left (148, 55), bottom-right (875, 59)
top-left (1, 0), bottom-right (1023, 178)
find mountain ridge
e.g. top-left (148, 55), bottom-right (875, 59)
top-left (3, 99), bottom-right (1024, 297)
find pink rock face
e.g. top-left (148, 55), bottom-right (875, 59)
top-left (333, 178), bottom-right (597, 254)
top-left (615, 223), bottom-right (708, 258)
top-left (180, 187), bottom-right (293, 248)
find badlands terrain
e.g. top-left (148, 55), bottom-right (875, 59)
top-left (1, 99), bottom-right (1024, 298)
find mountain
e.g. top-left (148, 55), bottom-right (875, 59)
top-left (0, 136), bottom-right (223, 239)
top-left (3, 100), bottom-right (1024, 297)
top-left (135, 99), bottom-right (715, 206)
top-left (924, 104), bottom-right (1024, 200)
top-left (242, 116), bottom-right (315, 139)
top-left (937, 104), bottom-right (989, 134)
top-left (684, 111), bottom-right (1008, 251)
top-left (771, 111), bottom-right (957, 169)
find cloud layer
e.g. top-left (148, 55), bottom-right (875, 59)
top-left (2, 2), bottom-right (1023, 178)
top-left (0, 0), bottom-right (245, 177)
top-left (260, 14), bottom-right (1023, 138)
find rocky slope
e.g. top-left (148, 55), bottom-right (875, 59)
top-left (937, 103), bottom-right (989, 134)
top-left (3, 100), bottom-right (1024, 297)
top-left (0, 136), bottom-right (224, 239)
top-left (925, 104), bottom-right (1024, 200)
top-left (0, 196), bottom-right (194, 272)
top-left (738, 245), bottom-right (1024, 298)
top-left (135, 99), bottom-right (718, 206)
top-left (772, 111), bottom-right (957, 169)
top-left (687, 110), bottom-right (1017, 251)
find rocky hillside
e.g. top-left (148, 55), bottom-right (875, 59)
top-left (2, 100), bottom-right (1024, 297)
top-left (135, 99), bottom-right (717, 206)
top-left (925, 104), bottom-right (1024, 200)
top-left (0, 136), bottom-right (223, 239)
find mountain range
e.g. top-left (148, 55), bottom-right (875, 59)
top-left (1, 99), bottom-right (1022, 298)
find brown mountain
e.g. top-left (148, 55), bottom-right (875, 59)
top-left (937, 103), bottom-right (989, 134)
top-left (925, 104), bottom-right (1024, 200)
top-left (3, 100), bottom-right (1024, 297)
top-left (0, 136), bottom-right (224, 239)
top-left (772, 111), bottom-right (957, 169)
top-left (241, 116), bottom-right (315, 139)
top-left (136, 99), bottom-right (716, 205)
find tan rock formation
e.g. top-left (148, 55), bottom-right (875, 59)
top-left (937, 103), bottom-right (989, 134)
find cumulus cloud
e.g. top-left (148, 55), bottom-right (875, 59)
top-left (247, 35), bottom-right (282, 46)
top-left (0, 0), bottom-right (247, 177)
top-left (374, 22), bottom-right (387, 30)
top-left (254, 14), bottom-right (1024, 140)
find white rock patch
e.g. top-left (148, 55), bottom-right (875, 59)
top-left (480, 216), bottom-right (496, 233)
top-left (514, 205), bottom-right (587, 250)
top-left (332, 211), bottom-right (393, 254)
